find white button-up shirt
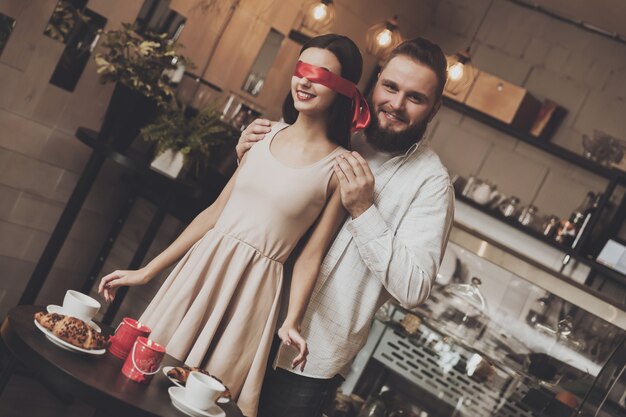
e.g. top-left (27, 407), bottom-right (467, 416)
top-left (275, 132), bottom-right (455, 378)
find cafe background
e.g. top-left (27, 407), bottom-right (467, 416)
top-left (1, 0), bottom-right (626, 416)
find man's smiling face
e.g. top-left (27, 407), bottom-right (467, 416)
top-left (366, 55), bottom-right (441, 153)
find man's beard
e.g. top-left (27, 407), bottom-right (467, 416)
top-left (364, 104), bottom-right (429, 154)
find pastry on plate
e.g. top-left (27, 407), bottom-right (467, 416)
top-left (167, 365), bottom-right (209, 383)
top-left (34, 311), bottom-right (106, 350)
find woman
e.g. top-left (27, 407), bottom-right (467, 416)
top-left (98, 34), bottom-right (369, 417)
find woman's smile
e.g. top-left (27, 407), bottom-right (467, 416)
top-left (296, 89), bottom-right (317, 101)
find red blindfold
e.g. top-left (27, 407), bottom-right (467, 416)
top-left (294, 61), bottom-right (371, 132)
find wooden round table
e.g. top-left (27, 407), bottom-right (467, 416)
top-left (0, 305), bottom-right (244, 417)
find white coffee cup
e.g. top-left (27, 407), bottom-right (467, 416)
top-left (185, 371), bottom-right (225, 410)
top-left (62, 290), bottom-right (100, 323)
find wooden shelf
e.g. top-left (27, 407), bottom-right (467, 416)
top-left (457, 193), bottom-right (626, 284)
top-left (442, 97), bottom-right (625, 180)
top-left (443, 97), bottom-right (626, 286)
top-left (456, 193), bottom-right (577, 254)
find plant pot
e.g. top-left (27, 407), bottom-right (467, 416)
top-left (150, 149), bottom-right (186, 178)
top-left (99, 82), bottom-right (159, 152)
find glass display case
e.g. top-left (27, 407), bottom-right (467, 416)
top-left (346, 231), bottom-right (626, 417)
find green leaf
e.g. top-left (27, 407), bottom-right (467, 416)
top-left (93, 23), bottom-right (194, 106)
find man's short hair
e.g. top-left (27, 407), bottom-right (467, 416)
top-left (382, 37), bottom-right (448, 101)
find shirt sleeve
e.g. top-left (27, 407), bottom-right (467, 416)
top-left (346, 177), bottom-right (455, 309)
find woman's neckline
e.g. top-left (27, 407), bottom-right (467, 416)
top-left (267, 123), bottom-right (343, 170)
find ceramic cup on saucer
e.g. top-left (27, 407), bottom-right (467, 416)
top-left (62, 290), bottom-right (100, 323)
top-left (185, 372), bottom-right (225, 410)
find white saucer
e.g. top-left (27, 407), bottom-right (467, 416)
top-left (168, 386), bottom-right (226, 417)
top-left (46, 305), bottom-right (102, 333)
top-left (163, 367), bottom-right (229, 404)
top-left (33, 319), bottom-right (106, 355)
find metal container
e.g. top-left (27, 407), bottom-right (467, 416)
top-left (542, 215), bottom-right (560, 237)
top-left (499, 196), bottom-right (520, 218)
top-left (518, 205), bottom-right (538, 226)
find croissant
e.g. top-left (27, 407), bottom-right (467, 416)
top-left (167, 365), bottom-right (209, 383)
top-left (35, 312), bottom-right (106, 350)
top-left (35, 312), bottom-right (65, 331)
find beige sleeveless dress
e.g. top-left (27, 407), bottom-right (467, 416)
top-left (139, 122), bottom-right (344, 417)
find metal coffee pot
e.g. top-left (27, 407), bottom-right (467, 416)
top-left (470, 180), bottom-right (500, 205)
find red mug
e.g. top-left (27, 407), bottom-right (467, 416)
top-left (121, 337), bottom-right (166, 384)
top-left (108, 317), bottom-right (151, 360)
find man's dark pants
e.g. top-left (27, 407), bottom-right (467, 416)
top-left (257, 337), bottom-right (343, 417)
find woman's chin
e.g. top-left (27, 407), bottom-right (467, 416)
top-left (294, 105), bottom-right (328, 117)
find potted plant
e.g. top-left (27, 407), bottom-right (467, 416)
top-left (140, 104), bottom-right (230, 179)
top-left (44, 0), bottom-right (92, 43)
top-left (94, 23), bottom-right (193, 151)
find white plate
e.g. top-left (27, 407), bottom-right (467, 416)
top-left (163, 367), bottom-right (230, 404)
top-left (46, 305), bottom-right (102, 333)
top-left (33, 319), bottom-right (106, 355)
top-left (168, 386), bottom-right (225, 417)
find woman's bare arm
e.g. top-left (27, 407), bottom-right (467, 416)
top-left (99, 157), bottom-right (247, 301)
top-left (278, 178), bottom-right (347, 370)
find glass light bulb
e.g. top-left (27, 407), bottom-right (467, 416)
top-left (376, 29), bottom-right (393, 47)
top-left (448, 62), bottom-right (465, 81)
top-left (312, 3), bottom-right (328, 21)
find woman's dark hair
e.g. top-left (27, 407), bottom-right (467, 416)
top-left (282, 34), bottom-right (363, 149)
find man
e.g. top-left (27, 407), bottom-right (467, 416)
top-left (237, 38), bottom-right (454, 417)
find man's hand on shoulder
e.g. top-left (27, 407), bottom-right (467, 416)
top-left (334, 151), bottom-right (375, 219)
top-left (236, 119), bottom-right (274, 160)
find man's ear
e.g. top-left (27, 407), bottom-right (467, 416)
top-left (428, 99), bottom-right (442, 122)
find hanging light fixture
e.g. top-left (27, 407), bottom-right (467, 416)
top-left (444, 47), bottom-right (477, 95)
top-left (300, 0), bottom-right (336, 36)
top-left (366, 16), bottom-right (403, 60)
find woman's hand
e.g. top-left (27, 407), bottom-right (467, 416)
top-left (98, 268), bottom-right (151, 302)
top-left (278, 323), bottom-right (309, 372)
top-left (236, 119), bottom-right (273, 160)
